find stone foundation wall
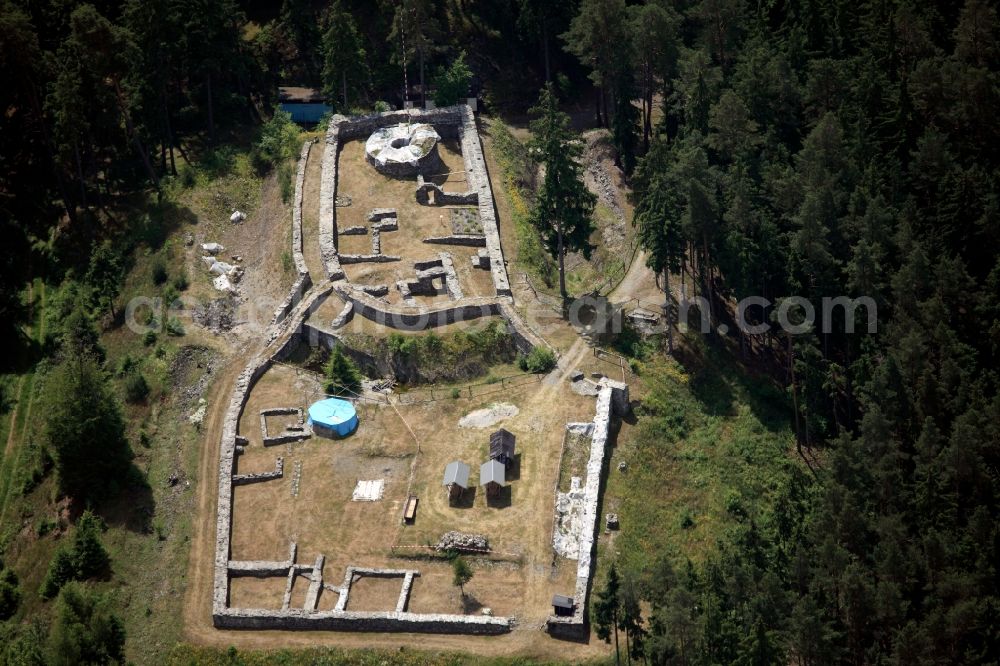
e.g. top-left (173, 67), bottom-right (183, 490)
top-left (546, 379), bottom-right (629, 637)
top-left (458, 105), bottom-right (511, 296)
top-left (319, 126), bottom-right (345, 281)
top-left (291, 140), bottom-right (314, 276)
top-left (415, 175), bottom-right (479, 206)
top-left (319, 105), bottom-right (509, 297)
top-left (213, 608), bottom-right (512, 634)
top-left (232, 457), bottom-right (284, 485)
top-left (214, 285), bottom-right (333, 617)
top-left (422, 235), bottom-right (487, 247)
top-left (339, 254), bottom-right (401, 264)
top-left (272, 273), bottom-right (313, 326)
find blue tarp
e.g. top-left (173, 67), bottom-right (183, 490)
top-left (280, 103), bottom-right (331, 124)
top-left (308, 398), bottom-right (358, 437)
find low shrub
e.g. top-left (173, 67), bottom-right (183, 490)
top-left (519, 347), bottom-right (556, 373)
top-left (151, 259), bottom-right (168, 285)
top-left (165, 317), bottom-right (185, 337)
top-left (124, 372), bottom-right (150, 404)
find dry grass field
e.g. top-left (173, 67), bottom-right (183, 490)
top-left (227, 361), bottom-right (595, 623)
top-left (332, 138), bottom-right (497, 303)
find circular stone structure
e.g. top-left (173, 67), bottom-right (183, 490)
top-left (307, 398), bottom-right (359, 438)
top-left (365, 123), bottom-right (442, 176)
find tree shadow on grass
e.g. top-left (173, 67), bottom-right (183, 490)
top-left (461, 593), bottom-right (483, 614)
top-left (676, 332), bottom-right (792, 433)
top-left (92, 463), bottom-right (156, 534)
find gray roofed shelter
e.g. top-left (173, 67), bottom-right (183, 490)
top-left (552, 594), bottom-right (575, 616)
top-left (480, 458), bottom-right (505, 497)
top-left (443, 461), bottom-right (471, 499)
top-left (489, 428), bottom-right (516, 466)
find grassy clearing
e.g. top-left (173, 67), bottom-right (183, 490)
top-left (486, 121), bottom-right (556, 287)
top-left (598, 334), bottom-right (807, 583)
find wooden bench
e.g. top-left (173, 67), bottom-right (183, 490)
top-left (403, 495), bottom-right (418, 524)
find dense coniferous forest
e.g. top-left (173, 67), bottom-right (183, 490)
top-left (1, 0), bottom-right (999, 663)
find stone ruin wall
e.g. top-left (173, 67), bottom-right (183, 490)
top-left (211, 109), bottom-right (546, 634)
top-left (272, 139), bottom-right (316, 326)
top-left (212, 145), bottom-right (515, 632)
top-left (547, 379), bottom-right (629, 638)
top-left (319, 105), bottom-right (511, 297)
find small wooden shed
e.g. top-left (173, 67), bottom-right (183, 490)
top-left (489, 428), bottom-right (516, 467)
top-left (480, 459), bottom-right (505, 497)
top-left (442, 461), bottom-right (470, 500)
top-left (552, 594), bottom-right (575, 616)
top-left (403, 495), bottom-right (418, 524)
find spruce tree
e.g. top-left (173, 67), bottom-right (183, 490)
top-left (593, 564), bottom-right (621, 664)
top-left (324, 346), bottom-right (362, 397)
top-left (528, 83), bottom-right (597, 300)
top-left (44, 354), bottom-right (132, 502)
top-left (47, 583), bottom-right (125, 666)
top-left (321, 2), bottom-right (368, 110)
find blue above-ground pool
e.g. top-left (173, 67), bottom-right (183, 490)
top-left (307, 398), bottom-right (359, 438)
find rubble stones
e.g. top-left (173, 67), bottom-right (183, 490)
top-left (436, 531), bottom-right (489, 552)
top-left (547, 379), bottom-right (629, 637)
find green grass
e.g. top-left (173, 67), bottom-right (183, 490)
top-left (168, 644), bottom-right (587, 666)
top-left (0, 279), bottom-right (48, 538)
top-left (487, 120), bottom-right (556, 287)
top-left (599, 336), bottom-right (807, 584)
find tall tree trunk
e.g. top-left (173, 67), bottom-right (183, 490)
top-left (613, 610), bottom-right (621, 665)
top-left (664, 269), bottom-right (674, 355)
top-left (542, 23), bottom-right (551, 82)
top-left (419, 49), bottom-right (426, 107)
top-left (113, 79), bottom-right (160, 194)
top-left (702, 234), bottom-right (714, 324)
top-left (27, 82), bottom-right (78, 226)
top-left (342, 71), bottom-right (348, 109)
top-left (595, 88), bottom-right (603, 127)
top-left (162, 83), bottom-right (177, 176)
top-left (557, 217), bottom-right (567, 300)
top-left (205, 70), bottom-right (215, 143)
top-left (789, 334), bottom-right (803, 457)
top-left (73, 142), bottom-right (88, 209)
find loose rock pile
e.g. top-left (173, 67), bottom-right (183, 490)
top-left (436, 532), bottom-right (489, 553)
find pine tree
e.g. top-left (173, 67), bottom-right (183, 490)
top-left (562, 0), bottom-right (632, 127)
top-left (432, 51), bottom-right (472, 107)
top-left (388, 0), bottom-right (441, 107)
top-left (635, 138), bottom-right (685, 353)
top-left (44, 354), bottom-right (132, 502)
top-left (593, 564), bottom-right (621, 664)
top-left (321, 2), bottom-right (368, 111)
top-left (324, 346), bottom-right (362, 397)
top-left (47, 583), bottom-right (125, 666)
top-left (528, 83), bottom-right (597, 300)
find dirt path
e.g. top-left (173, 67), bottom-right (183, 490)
top-left (180, 349), bottom-right (245, 640)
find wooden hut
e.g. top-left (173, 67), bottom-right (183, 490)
top-left (489, 428), bottom-right (516, 467)
top-left (479, 459), bottom-right (505, 497)
top-left (552, 594), bottom-right (575, 617)
top-left (442, 461), bottom-right (470, 500)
